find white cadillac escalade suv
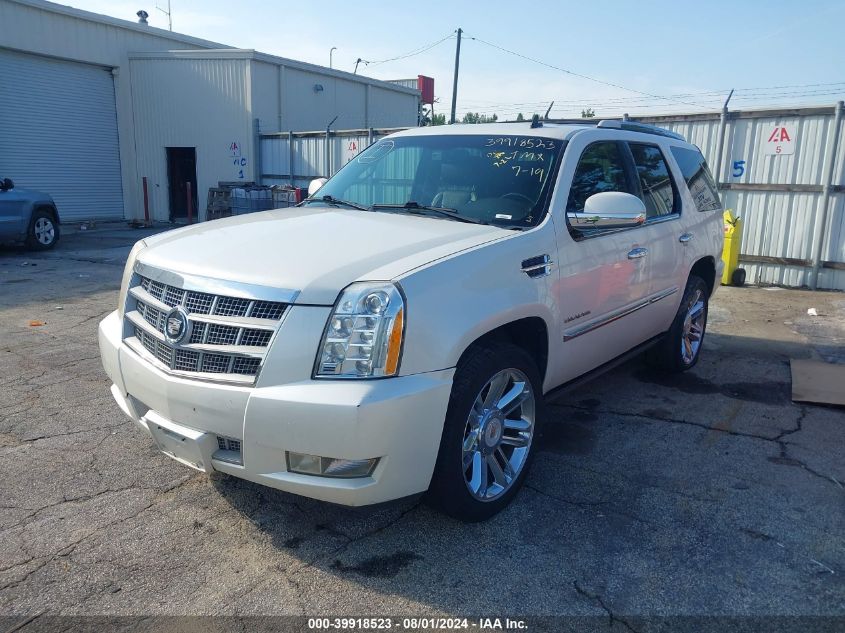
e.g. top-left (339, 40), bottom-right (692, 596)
top-left (99, 120), bottom-right (724, 521)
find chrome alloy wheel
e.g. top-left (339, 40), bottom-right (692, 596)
top-left (462, 368), bottom-right (535, 501)
top-left (681, 289), bottom-right (706, 365)
top-left (34, 217), bottom-right (55, 245)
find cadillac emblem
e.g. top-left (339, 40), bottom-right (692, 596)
top-left (163, 306), bottom-right (191, 345)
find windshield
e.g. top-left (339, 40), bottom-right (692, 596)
top-left (310, 134), bottom-right (565, 228)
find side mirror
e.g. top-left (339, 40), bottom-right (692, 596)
top-left (568, 191), bottom-right (646, 230)
top-left (0, 178), bottom-right (13, 191)
top-left (308, 178), bottom-right (327, 196)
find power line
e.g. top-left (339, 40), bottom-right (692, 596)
top-left (357, 32), bottom-right (455, 68)
top-left (463, 33), bottom-right (712, 110)
top-left (733, 80), bottom-right (845, 92)
top-left (458, 81), bottom-right (845, 106)
top-left (456, 85), bottom-right (845, 115)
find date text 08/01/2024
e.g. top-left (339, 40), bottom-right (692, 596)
top-left (307, 617), bottom-right (528, 630)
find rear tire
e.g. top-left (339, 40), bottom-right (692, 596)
top-left (646, 275), bottom-right (709, 373)
top-left (426, 342), bottom-right (545, 522)
top-left (27, 210), bottom-right (60, 250)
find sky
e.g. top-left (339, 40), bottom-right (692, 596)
top-left (68, 0), bottom-right (845, 120)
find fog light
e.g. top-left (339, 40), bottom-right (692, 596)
top-left (286, 452), bottom-right (378, 478)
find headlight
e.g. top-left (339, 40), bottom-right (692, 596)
top-left (315, 282), bottom-right (405, 378)
top-left (118, 239), bottom-right (146, 318)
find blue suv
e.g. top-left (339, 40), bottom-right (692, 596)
top-left (0, 178), bottom-right (61, 250)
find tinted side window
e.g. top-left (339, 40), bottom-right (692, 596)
top-left (629, 143), bottom-right (677, 218)
top-left (566, 142), bottom-right (630, 213)
top-left (670, 146), bottom-right (722, 212)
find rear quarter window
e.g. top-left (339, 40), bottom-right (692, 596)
top-left (628, 143), bottom-right (678, 218)
top-left (670, 147), bottom-right (722, 212)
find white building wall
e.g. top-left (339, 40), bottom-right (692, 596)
top-left (1, 0), bottom-right (221, 220)
top-left (278, 67), bottom-right (371, 131)
top-left (368, 86), bottom-right (420, 128)
top-left (130, 51), bottom-right (420, 221)
top-left (2, 0), bottom-right (420, 223)
top-left (250, 60), bottom-right (281, 134)
top-left (129, 55), bottom-right (255, 222)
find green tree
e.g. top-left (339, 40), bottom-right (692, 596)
top-left (461, 112), bottom-right (498, 124)
top-left (516, 113), bottom-right (525, 121)
top-left (581, 108), bottom-right (595, 118)
top-left (431, 113), bottom-right (446, 126)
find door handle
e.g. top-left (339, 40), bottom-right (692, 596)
top-left (679, 232), bottom-right (694, 243)
top-left (627, 247), bottom-right (648, 260)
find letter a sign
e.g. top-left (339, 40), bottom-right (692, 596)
top-left (763, 125), bottom-right (795, 156)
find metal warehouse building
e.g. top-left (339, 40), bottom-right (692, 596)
top-left (0, 0), bottom-right (420, 223)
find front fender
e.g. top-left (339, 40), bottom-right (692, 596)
top-left (33, 201), bottom-right (60, 224)
top-left (396, 225), bottom-right (558, 377)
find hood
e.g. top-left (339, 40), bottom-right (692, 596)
top-left (138, 207), bottom-right (509, 305)
top-left (1, 187), bottom-right (54, 204)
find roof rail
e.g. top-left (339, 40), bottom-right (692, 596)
top-left (597, 119), bottom-right (686, 141)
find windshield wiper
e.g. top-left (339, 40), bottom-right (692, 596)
top-left (370, 201), bottom-right (485, 225)
top-left (303, 195), bottom-right (369, 211)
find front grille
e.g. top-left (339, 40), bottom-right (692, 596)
top-left (252, 301), bottom-right (286, 320)
top-left (164, 286), bottom-right (185, 307)
top-left (201, 353), bottom-right (231, 373)
top-left (207, 323), bottom-right (239, 346)
top-left (240, 329), bottom-right (272, 347)
top-left (185, 292), bottom-right (214, 314)
top-left (189, 321), bottom-right (206, 344)
top-left (124, 271), bottom-right (289, 383)
top-left (232, 357), bottom-right (261, 375)
top-left (174, 348), bottom-right (199, 372)
top-left (215, 296), bottom-right (250, 317)
top-left (137, 300), bottom-right (165, 333)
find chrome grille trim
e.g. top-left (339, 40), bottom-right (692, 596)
top-left (134, 260), bottom-right (300, 305)
top-left (123, 267), bottom-right (293, 384)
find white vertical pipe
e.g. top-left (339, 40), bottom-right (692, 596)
top-left (713, 90), bottom-right (734, 184)
top-left (810, 100), bottom-right (844, 289)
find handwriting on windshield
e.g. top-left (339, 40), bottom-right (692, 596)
top-left (485, 137), bottom-right (556, 150)
top-left (511, 165), bottom-right (545, 181)
top-left (487, 150), bottom-right (548, 170)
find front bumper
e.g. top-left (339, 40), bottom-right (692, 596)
top-left (98, 310), bottom-right (454, 506)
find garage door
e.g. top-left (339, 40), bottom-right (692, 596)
top-left (0, 49), bottom-right (124, 221)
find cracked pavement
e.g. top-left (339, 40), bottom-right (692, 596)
top-left (1, 226), bottom-right (843, 619)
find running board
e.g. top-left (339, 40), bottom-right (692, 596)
top-left (543, 334), bottom-right (664, 403)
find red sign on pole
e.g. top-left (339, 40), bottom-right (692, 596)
top-left (417, 75), bottom-right (435, 104)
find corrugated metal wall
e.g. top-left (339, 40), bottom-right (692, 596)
top-left (130, 56), bottom-right (255, 222)
top-left (643, 107), bottom-right (844, 290)
top-left (2, 0), bottom-right (219, 222)
top-left (0, 49), bottom-right (123, 220)
top-left (261, 130), bottom-right (397, 189)
top-left (4, 1), bottom-right (420, 224)
top-left (261, 105), bottom-right (845, 290)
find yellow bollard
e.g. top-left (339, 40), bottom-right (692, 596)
top-left (721, 209), bottom-right (746, 286)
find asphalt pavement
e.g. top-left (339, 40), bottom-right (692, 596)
top-left (1, 225), bottom-right (843, 625)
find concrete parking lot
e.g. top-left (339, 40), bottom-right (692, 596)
top-left (1, 226), bottom-right (843, 623)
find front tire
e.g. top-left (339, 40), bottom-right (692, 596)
top-left (27, 210), bottom-right (60, 250)
top-left (427, 342), bottom-right (544, 522)
top-left (647, 275), bottom-right (709, 372)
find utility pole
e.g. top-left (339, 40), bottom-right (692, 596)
top-left (450, 28), bottom-right (462, 124)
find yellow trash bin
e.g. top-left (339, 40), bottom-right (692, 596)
top-left (721, 209), bottom-right (746, 286)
